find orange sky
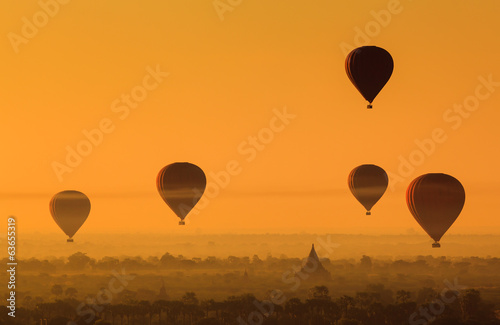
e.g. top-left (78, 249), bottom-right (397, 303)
top-left (1, 0), bottom-right (500, 238)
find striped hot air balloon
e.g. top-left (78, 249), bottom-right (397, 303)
top-left (156, 162), bottom-right (206, 225)
top-left (345, 46), bottom-right (394, 108)
top-left (406, 173), bottom-right (465, 248)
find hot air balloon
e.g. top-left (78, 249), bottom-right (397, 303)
top-left (348, 164), bottom-right (388, 215)
top-left (345, 46), bottom-right (394, 108)
top-left (156, 162), bottom-right (206, 225)
top-left (406, 173), bottom-right (465, 248)
top-left (49, 190), bottom-right (91, 242)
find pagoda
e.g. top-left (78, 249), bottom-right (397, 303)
top-left (299, 244), bottom-right (331, 282)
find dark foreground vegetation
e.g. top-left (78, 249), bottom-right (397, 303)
top-left (2, 252), bottom-right (500, 324)
top-left (2, 286), bottom-right (499, 324)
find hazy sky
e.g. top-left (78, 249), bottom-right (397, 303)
top-left (1, 0), bottom-right (500, 237)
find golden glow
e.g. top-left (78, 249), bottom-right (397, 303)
top-left (1, 0), bottom-right (500, 237)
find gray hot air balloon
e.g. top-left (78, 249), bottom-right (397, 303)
top-left (49, 190), bottom-right (91, 242)
top-left (348, 164), bottom-right (388, 215)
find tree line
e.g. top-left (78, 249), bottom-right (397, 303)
top-left (2, 285), bottom-right (499, 324)
top-left (6, 252), bottom-right (500, 274)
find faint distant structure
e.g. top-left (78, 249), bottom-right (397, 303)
top-left (243, 269), bottom-right (249, 280)
top-left (158, 278), bottom-right (168, 300)
top-left (297, 244), bottom-right (331, 282)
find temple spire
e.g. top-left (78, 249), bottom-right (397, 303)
top-left (299, 243), bottom-right (332, 282)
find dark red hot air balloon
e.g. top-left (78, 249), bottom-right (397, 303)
top-left (345, 46), bottom-right (394, 108)
top-left (49, 190), bottom-right (91, 242)
top-left (156, 162), bottom-right (206, 225)
top-left (406, 173), bottom-right (465, 248)
top-left (348, 164), bottom-right (388, 215)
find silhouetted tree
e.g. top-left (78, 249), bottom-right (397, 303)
top-left (285, 297), bottom-right (305, 323)
top-left (22, 295), bottom-right (34, 309)
top-left (183, 292), bottom-right (199, 305)
top-left (160, 252), bottom-right (177, 267)
top-left (50, 285), bottom-right (63, 299)
top-left (67, 252), bottom-right (91, 270)
top-left (416, 287), bottom-right (438, 305)
top-left (167, 300), bottom-right (183, 323)
top-left (355, 292), bottom-right (380, 309)
top-left (338, 295), bottom-right (355, 319)
top-left (152, 299), bottom-right (168, 325)
top-left (360, 255), bottom-right (372, 270)
top-left (395, 289), bottom-right (411, 304)
top-left (365, 283), bottom-right (393, 305)
top-left (252, 254), bottom-right (263, 265)
top-left (307, 286), bottom-right (330, 300)
top-left (65, 287), bottom-right (78, 299)
top-left (385, 301), bottom-right (417, 325)
top-left (456, 289), bottom-right (500, 324)
top-left (201, 299), bottom-right (215, 319)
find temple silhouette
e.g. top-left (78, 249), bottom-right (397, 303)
top-left (157, 278), bottom-right (168, 300)
top-left (298, 244), bottom-right (332, 282)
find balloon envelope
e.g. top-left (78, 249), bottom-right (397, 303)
top-left (348, 164), bottom-right (388, 215)
top-left (345, 46), bottom-right (394, 108)
top-left (406, 173), bottom-right (465, 247)
top-left (156, 162), bottom-right (206, 225)
top-left (49, 190), bottom-right (91, 241)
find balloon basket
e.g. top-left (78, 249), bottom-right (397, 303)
top-left (67, 238), bottom-right (74, 243)
top-left (367, 104), bottom-right (373, 109)
top-left (179, 220), bottom-right (185, 225)
top-left (432, 242), bottom-right (441, 248)
top-left (366, 211), bottom-right (371, 215)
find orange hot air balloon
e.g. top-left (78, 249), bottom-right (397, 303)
top-left (345, 46), bottom-right (394, 108)
top-left (49, 190), bottom-right (91, 242)
top-left (156, 162), bottom-right (206, 225)
top-left (406, 173), bottom-right (465, 248)
top-left (348, 164), bottom-right (388, 215)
